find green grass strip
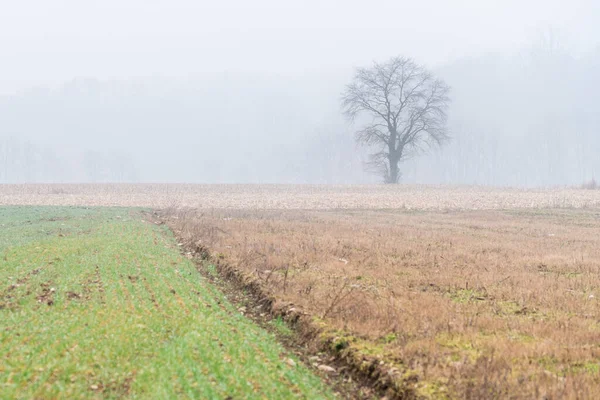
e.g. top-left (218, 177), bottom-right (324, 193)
top-left (0, 206), bottom-right (333, 399)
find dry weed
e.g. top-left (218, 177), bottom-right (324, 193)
top-left (164, 207), bottom-right (600, 399)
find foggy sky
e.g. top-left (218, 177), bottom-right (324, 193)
top-left (1, 1), bottom-right (600, 186)
top-left (2, 0), bottom-right (598, 95)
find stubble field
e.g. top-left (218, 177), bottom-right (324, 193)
top-left (2, 184), bottom-right (600, 399)
top-left (2, 183), bottom-right (600, 210)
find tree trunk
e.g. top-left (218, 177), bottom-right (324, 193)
top-left (388, 162), bottom-right (399, 183)
top-left (387, 153), bottom-right (400, 184)
top-left (386, 143), bottom-right (403, 184)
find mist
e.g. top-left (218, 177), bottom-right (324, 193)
top-left (1, 0), bottom-right (599, 186)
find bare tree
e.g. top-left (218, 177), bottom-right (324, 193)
top-left (342, 56), bottom-right (451, 183)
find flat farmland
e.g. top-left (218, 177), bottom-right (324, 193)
top-left (2, 184), bottom-right (600, 399)
top-left (167, 207), bottom-right (600, 399)
top-left (1, 183), bottom-right (600, 210)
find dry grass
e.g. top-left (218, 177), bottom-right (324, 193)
top-left (165, 207), bottom-right (600, 399)
top-left (1, 183), bottom-right (600, 209)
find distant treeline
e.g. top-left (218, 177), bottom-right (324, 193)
top-left (403, 45), bottom-right (600, 186)
top-left (1, 40), bottom-right (599, 186)
top-left (0, 137), bottom-right (136, 183)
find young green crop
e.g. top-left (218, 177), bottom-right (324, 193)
top-left (0, 206), bottom-right (333, 399)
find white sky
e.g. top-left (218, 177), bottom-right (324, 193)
top-left (1, 0), bottom-right (598, 95)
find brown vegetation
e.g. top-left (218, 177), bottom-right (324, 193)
top-left (164, 207), bottom-right (600, 399)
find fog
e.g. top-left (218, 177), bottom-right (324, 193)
top-left (1, 0), bottom-right (599, 185)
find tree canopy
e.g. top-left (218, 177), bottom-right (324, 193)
top-left (342, 56), bottom-right (451, 183)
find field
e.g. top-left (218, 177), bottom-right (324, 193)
top-left (2, 183), bottom-right (600, 209)
top-left (0, 206), bottom-right (333, 399)
top-left (165, 207), bottom-right (600, 399)
top-left (2, 184), bottom-right (600, 399)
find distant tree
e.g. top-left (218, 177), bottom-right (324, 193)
top-left (109, 152), bottom-right (137, 183)
top-left (0, 137), bottom-right (19, 183)
top-left (342, 56), bottom-right (451, 183)
top-left (83, 150), bottom-right (103, 182)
